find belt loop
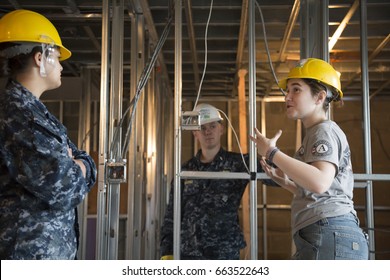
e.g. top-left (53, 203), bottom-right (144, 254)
top-left (318, 217), bottom-right (329, 226)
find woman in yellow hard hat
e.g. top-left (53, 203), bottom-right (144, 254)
top-left (0, 10), bottom-right (96, 260)
top-left (250, 58), bottom-right (369, 260)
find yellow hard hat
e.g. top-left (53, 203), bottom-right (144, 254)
top-left (278, 58), bottom-right (343, 99)
top-left (0, 9), bottom-right (71, 61)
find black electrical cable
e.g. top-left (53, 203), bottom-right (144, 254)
top-left (107, 6), bottom-right (174, 159)
top-left (119, 12), bottom-right (174, 158)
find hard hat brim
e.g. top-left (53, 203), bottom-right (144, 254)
top-left (59, 45), bottom-right (71, 61)
top-left (278, 78), bottom-right (287, 90)
top-left (279, 76), bottom-right (343, 99)
top-left (200, 117), bottom-right (223, 125)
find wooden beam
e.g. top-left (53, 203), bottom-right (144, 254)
top-left (237, 68), bottom-right (249, 259)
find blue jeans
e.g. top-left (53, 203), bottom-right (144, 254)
top-left (292, 212), bottom-right (369, 260)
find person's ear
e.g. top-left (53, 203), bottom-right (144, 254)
top-left (33, 52), bottom-right (42, 68)
top-left (316, 90), bottom-right (326, 105)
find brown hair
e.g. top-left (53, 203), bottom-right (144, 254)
top-left (0, 43), bottom-right (42, 78)
top-left (303, 78), bottom-right (343, 110)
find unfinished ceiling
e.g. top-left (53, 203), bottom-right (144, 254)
top-left (0, 0), bottom-right (389, 100)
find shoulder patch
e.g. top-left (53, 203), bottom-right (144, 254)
top-left (311, 140), bottom-right (332, 156)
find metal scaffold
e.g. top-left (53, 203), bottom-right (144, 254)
top-left (89, 0), bottom-right (390, 261)
top-left (96, 0), bottom-right (127, 260)
top-left (95, 0), bottom-right (174, 260)
top-left (172, 0), bottom-right (260, 260)
top-left (170, 0), bottom-right (390, 261)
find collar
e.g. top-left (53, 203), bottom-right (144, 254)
top-left (6, 79), bottom-right (49, 115)
top-left (194, 147), bottom-right (226, 165)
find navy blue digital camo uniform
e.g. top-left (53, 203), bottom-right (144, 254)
top-left (160, 148), bottom-right (271, 260)
top-left (0, 80), bottom-right (97, 259)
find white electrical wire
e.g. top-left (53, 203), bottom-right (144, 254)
top-left (217, 109), bottom-right (250, 173)
top-left (191, 0), bottom-right (250, 172)
top-left (115, 0), bottom-right (282, 170)
top-left (193, 0), bottom-right (214, 110)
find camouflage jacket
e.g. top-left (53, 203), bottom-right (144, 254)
top-left (160, 148), bottom-right (254, 259)
top-left (0, 80), bottom-right (97, 260)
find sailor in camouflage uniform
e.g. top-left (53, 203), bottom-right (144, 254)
top-left (0, 10), bottom-right (97, 260)
top-left (160, 104), bottom-right (271, 260)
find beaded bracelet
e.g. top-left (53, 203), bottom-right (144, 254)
top-left (266, 147), bottom-right (280, 164)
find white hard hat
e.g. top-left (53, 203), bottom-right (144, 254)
top-left (194, 103), bottom-right (223, 125)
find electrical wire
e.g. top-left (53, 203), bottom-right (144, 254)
top-left (121, 13), bottom-right (173, 158)
top-left (255, 0), bottom-right (286, 96)
top-left (186, 0), bottom-right (250, 171)
top-left (218, 109), bottom-right (250, 173)
top-left (193, 0), bottom-right (214, 110)
top-left (206, 1), bottom-right (286, 172)
top-left (107, 9), bottom-right (173, 160)
top-left (109, 98), bottom-right (135, 159)
top-left (80, 121), bottom-right (98, 150)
